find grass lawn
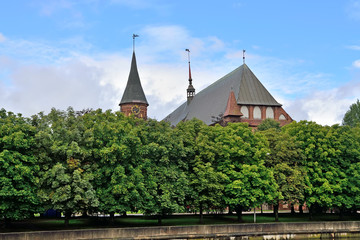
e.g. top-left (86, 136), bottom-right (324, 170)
top-left (1, 212), bottom-right (360, 233)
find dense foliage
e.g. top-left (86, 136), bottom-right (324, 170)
top-left (1, 107), bottom-right (360, 224)
top-left (343, 99), bottom-right (360, 127)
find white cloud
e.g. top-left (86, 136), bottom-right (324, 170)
top-left (38, 0), bottom-right (74, 16)
top-left (353, 59), bottom-right (360, 68)
top-left (346, 0), bottom-right (360, 20)
top-left (346, 45), bottom-right (360, 50)
top-left (0, 33), bottom-right (6, 43)
top-left (286, 80), bottom-right (360, 125)
top-left (2, 59), bottom-right (115, 115)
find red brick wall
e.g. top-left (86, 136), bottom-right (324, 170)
top-left (120, 103), bottom-right (148, 120)
top-left (229, 105), bottom-right (293, 128)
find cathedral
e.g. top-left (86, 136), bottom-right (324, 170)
top-left (120, 47), bottom-right (292, 128)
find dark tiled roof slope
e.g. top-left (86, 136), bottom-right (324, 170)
top-left (163, 64), bottom-right (281, 126)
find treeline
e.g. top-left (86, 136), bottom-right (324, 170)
top-left (1, 107), bottom-right (360, 225)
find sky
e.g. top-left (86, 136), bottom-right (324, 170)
top-left (0, 0), bottom-right (360, 125)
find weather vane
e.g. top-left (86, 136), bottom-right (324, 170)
top-left (185, 49), bottom-right (191, 64)
top-left (133, 34), bottom-right (139, 52)
top-left (243, 49), bottom-right (246, 64)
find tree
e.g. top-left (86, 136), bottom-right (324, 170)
top-left (35, 108), bottom-right (98, 225)
top-left (283, 121), bottom-right (345, 218)
top-left (343, 99), bottom-right (360, 127)
top-left (215, 123), bottom-right (277, 222)
top-left (0, 109), bottom-right (41, 226)
top-left (40, 160), bottom-right (99, 226)
top-left (85, 110), bottom-right (146, 221)
top-left (177, 120), bottom-right (226, 223)
top-left (139, 119), bottom-right (188, 224)
top-left (337, 125), bottom-right (360, 214)
top-left (257, 119), bottom-right (281, 131)
top-left (260, 128), bottom-right (305, 221)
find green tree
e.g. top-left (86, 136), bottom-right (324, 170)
top-left (260, 128), bottom-right (305, 221)
top-left (40, 160), bottom-right (98, 225)
top-left (215, 123), bottom-right (276, 222)
top-left (0, 109), bottom-right (41, 225)
top-left (283, 121), bottom-right (345, 218)
top-left (337, 125), bottom-right (360, 214)
top-left (34, 108), bottom-right (98, 225)
top-left (140, 119), bottom-right (188, 224)
top-left (257, 118), bottom-right (281, 131)
top-left (84, 110), bottom-right (146, 221)
top-left (343, 99), bottom-right (360, 127)
top-left (176, 120), bottom-right (225, 223)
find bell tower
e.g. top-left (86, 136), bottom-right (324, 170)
top-left (119, 34), bottom-right (149, 119)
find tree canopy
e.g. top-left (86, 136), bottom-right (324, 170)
top-left (1, 107), bottom-right (360, 225)
top-left (0, 109), bottom-right (41, 223)
top-left (343, 99), bottom-right (360, 127)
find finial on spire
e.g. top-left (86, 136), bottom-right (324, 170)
top-left (243, 49), bottom-right (246, 64)
top-left (185, 49), bottom-right (192, 82)
top-left (133, 34), bottom-right (139, 52)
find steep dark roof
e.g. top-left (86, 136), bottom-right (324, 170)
top-left (237, 64), bottom-right (280, 105)
top-left (163, 63), bottom-right (281, 126)
top-left (120, 52), bottom-right (149, 106)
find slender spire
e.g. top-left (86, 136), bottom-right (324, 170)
top-left (185, 49), bottom-right (192, 83)
top-left (185, 49), bottom-right (195, 105)
top-left (243, 49), bottom-right (246, 64)
top-left (119, 35), bottom-right (148, 106)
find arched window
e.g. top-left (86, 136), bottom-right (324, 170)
top-left (253, 106), bottom-right (261, 119)
top-left (279, 114), bottom-right (286, 120)
top-left (241, 106), bottom-right (249, 118)
top-left (266, 107), bottom-right (274, 119)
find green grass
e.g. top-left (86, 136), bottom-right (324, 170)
top-left (1, 213), bottom-right (360, 233)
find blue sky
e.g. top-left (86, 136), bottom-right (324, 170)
top-left (0, 0), bottom-right (360, 125)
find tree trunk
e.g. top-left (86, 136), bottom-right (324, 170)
top-left (199, 203), bottom-right (204, 224)
top-left (82, 211), bottom-right (88, 217)
top-left (228, 206), bottom-right (233, 215)
top-left (4, 217), bottom-right (11, 228)
top-left (261, 205), bottom-right (263, 214)
top-left (157, 215), bottom-right (162, 225)
top-left (64, 211), bottom-right (72, 227)
top-left (273, 203), bottom-right (279, 222)
top-left (339, 208), bottom-right (344, 220)
top-left (309, 206), bottom-right (313, 220)
top-left (235, 205), bottom-right (243, 222)
top-left (110, 212), bottom-right (115, 225)
top-left (299, 205), bottom-right (303, 214)
top-left (291, 203), bottom-right (295, 215)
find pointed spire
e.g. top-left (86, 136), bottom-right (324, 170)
top-left (119, 50), bottom-right (148, 106)
top-left (185, 49), bottom-right (195, 105)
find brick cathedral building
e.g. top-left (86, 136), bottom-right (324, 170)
top-left (163, 57), bottom-right (292, 127)
top-left (119, 47), bottom-right (292, 127)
